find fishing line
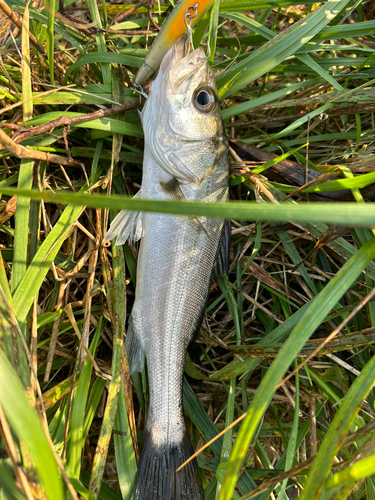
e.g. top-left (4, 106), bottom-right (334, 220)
top-left (216, 33), bottom-right (241, 79)
top-left (184, 2), bottom-right (199, 51)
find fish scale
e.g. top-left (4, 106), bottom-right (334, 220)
top-left (105, 34), bottom-right (229, 499)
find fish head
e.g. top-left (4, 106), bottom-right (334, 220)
top-left (143, 35), bottom-right (224, 143)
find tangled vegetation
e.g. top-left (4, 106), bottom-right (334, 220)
top-left (0, 0), bottom-right (375, 499)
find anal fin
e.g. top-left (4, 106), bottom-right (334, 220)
top-left (213, 219), bottom-right (231, 279)
top-left (125, 316), bottom-right (145, 375)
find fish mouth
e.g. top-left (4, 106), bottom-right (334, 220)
top-left (159, 35), bottom-right (208, 90)
top-left (171, 34), bottom-right (201, 63)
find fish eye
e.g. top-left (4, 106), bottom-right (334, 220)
top-left (193, 87), bottom-right (216, 113)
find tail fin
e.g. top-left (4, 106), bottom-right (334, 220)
top-left (134, 428), bottom-right (204, 500)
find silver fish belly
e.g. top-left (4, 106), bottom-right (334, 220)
top-left (105, 35), bottom-right (229, 500)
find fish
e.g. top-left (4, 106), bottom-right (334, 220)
top-left (105, 35), bottom-right (229, 500)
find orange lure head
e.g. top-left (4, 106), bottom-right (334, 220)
top-left (134, 0), bottom-right (214, 86)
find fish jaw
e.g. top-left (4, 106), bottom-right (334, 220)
top-left (158, 35), bottom-right (210, 92)
top-left (144, 34), bottom-right (217, 115)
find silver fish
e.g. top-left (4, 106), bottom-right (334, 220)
top-left (105, 35), bottom-right (229, 500)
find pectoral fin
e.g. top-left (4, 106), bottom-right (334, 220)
top-left (160, 178), bottom-right (208, 235)
top-left (104, 191), bottom-right (143, 246)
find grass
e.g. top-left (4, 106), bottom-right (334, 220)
top-left (0, 0), bottom-right (375, 499)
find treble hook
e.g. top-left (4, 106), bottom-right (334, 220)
top-left (184, 2), bottom-right (199, 51)
top-left (133, 82), bottom-right (148, 99)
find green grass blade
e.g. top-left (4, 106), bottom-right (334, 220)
top-left (0, 285), bottom-right (29, 388)
top-left (0, 252), bottom-right (12, 307)
top-left (1, 189), bottom-right (375, 229)
top-left (89, 337), bottom-right (123, 498)
top-left (21, 0), bottom-right (32, 122)
top-left (114, 384), bottom-right (137, 500)
top-left (67, 478), bottom-right (95, 500)
top-left (193, 8), bottom-right (211, 47)
top-left (252, 144), bottom-right (307, 174)
top-left (63, 53), bottom-right (142, 84)
top-left (85, 0), bottom-right (111, 86)
top-left (325, 454), bottom-right (375, 494)
top-left (278, 363), bottom-right (299, 498)
top-left (0, 349), bottom-right (64, 500)
top-left (67, 320), bottom-right (103, 478)
top-left (295, 52), bottom-right (343, 91)
top-left (208, 0), bottom-right (220, 65)
top-left (45, 0), bottom-right (55, 84)
top-left (111, 228), bottom-right (137, 500)
top-left (26, 112), bottom-right (143, 138)
top-left (11, 160), bottom-right (33, 294)
top-left (89, 242), bottom-right (126, 497)
top-left (215, 276), bottom-right (242, 496)
top-left (218, 0), bottom-right (317, 11)
top-left (302, 171), bottom-right (375, 192)
top-left (82, 377), bottom-right (108, 441)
